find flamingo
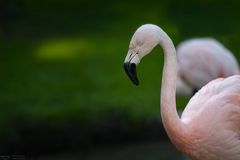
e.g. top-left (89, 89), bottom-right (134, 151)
top-left (123, 24), bottom-right (240, 160)
top-left (176, 38), bottom-right (239, 96)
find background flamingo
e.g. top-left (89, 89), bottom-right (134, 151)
top-left (176, 38), bottom-right (239, 96)
top-left (124, 24), bottom-right (240, 160)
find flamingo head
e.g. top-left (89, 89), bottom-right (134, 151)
top-left (124, 24), bottom-right (161, 85)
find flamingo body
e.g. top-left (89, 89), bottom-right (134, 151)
top-left (181, 76), bottom-right (240, 159)
top-left (176, 38), bottom-right (239, 96)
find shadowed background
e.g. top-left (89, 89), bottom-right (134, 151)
top-left (1, 0), bottom-right (240, 159)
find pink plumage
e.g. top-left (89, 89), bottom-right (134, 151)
top-left (181, 75), bottom-right (240, 159)
top-left (176, 38), bottom-right (239, 96)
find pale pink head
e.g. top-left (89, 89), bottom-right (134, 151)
top-left (124, 24), bottom-right (163, 85)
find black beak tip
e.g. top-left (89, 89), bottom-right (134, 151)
top-left (124, 62), bottom-right (139, 86)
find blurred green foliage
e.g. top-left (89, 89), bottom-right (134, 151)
top-left (0, 0), bottom-right (240, 152)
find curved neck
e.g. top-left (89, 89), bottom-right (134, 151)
top-left (158, 31), bottom-right (186, 149)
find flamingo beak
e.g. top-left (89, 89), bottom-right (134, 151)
top-left (124, 62), bottom-right (139, 85)
top-left (124, 52), bottom-right (140, 85)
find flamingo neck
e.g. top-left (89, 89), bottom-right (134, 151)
top-left (158, 32), bottom-right (187, 149)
